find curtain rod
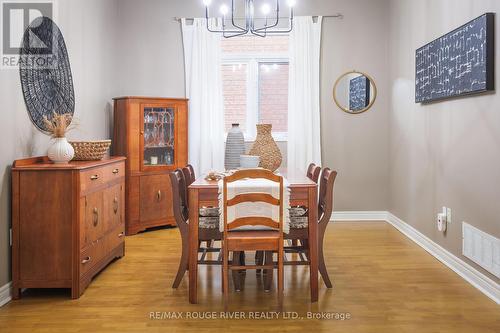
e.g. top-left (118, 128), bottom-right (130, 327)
top-left (173, 14), bottom-right (343, 22)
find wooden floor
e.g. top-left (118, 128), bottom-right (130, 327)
top-left (0, 222), bottom-right (499, 333)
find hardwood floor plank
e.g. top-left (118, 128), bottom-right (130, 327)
top-left (0, 222), bottom-right (498, 333)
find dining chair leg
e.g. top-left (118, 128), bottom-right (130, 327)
top-left (232, 251), bottom-right (242, 292)
top-left (172, 236), bottom-right (189, 288)
top-left (223, 247), bottom-right (229, 310)
top-left (255, 251), bottom-right (264, 274)
top-left (264, 251), bottom-right (273, 292)
top-left (278, 248), bottom-right (284, 310)
top-left (302, 239), bottom-right (310, 261)
top-left (318, 234), bottom-right (332, 288)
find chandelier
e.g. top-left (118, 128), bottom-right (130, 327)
top-left (202, 0), bottom-right (296, 38)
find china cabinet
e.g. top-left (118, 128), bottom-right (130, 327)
top-left (113, 97), bottom-right (188, 235)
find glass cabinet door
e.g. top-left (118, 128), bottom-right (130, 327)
top-left (142, 106), bottom-right (175, 168)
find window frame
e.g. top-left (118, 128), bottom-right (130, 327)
top-left (222, 52), bottom-right (289, 142)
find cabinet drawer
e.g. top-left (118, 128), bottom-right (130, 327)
top-left (107, 225), bottom-right (125, 253)
top-left (80, 239), bottom-right (106, 276)
top-left (80, 162), bottom-right (125, 193)
top-left (139, 174), bottom-right (172, 222)
top-left (80, 168), bottom-right (105, 193)
top-left (103, 162), bottom-right (125, 182)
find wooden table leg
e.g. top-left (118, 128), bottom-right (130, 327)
top-left (188, 188), bottom-right (199, 304)
top-left (308, 186), bottom-right (318, 302)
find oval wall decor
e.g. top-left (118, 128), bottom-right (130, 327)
top-left (19, 16), bottom-right (75, 133)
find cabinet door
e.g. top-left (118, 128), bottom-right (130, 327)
top-left (104, 183), bottom-right (124, 233)
top-left (140, 104), bottom-right (176, 171)
top-left (139, 174), bottom-right (172, 222)
top-left (83, 191), bottom-right (104, 245)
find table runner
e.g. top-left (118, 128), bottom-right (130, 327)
top-left (218, 177), bottom-right (290, 234)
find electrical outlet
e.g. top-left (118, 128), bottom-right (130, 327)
top-left (446, 207), bottom-right (452, 224)
top-left (437, 213), bottom-right (446, 232)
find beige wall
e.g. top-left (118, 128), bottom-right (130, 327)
top-left (0, 0), bottom-right (119, 287)
top-left (388, 0), bottom-right (500, 281)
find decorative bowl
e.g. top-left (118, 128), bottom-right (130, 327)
top-left (240, 155), bottom-right (260, 168)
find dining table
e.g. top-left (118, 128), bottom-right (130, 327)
top-left (188, 170), bottom-right (318, 304)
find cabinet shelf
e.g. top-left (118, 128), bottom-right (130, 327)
top-left (144, 145), bottom-right (174, 149)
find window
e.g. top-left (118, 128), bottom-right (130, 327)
top-left (221, 35), bottom-right (289, 141)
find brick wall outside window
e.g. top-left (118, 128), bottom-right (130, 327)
top-left (259, 63), bottom-right (288, 132)
top-left (222, 64), bottom-right (247, 132)
top-left (221, 35), bottom-right (289, 137)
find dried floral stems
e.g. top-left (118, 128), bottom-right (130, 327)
top-left (42, 112), bottom-right (77, 138)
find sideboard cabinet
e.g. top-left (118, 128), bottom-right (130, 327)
top-left (113, 97), bottom-right (188, 235)
top-left (11, 156), bottom-right (126, 299)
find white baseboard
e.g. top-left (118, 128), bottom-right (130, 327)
top-left (330, 210), bottom-right (499, 304)
top-left (386, 212), bottom-right (500, 305)
top-left (0, 282), bottom-right (12, 307)
top-left (332, 211), bottom-right (388, 221)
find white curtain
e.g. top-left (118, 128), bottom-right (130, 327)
top-left (287, 16), bottom-right (323, 174)
top-left (181, 18), bottom-right (225, 175)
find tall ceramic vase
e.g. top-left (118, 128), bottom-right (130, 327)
top-left (47, 137), bottom-right (75, 164)
top-left (249, 124), bottom-right (282, 171)
top-left (225, 123), bottom-right (245, 170)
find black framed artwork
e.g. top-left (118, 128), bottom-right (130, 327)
top-left (415, 13), bottom-right (495, 103)
top-left (349, 75), bottom-right (371, 112)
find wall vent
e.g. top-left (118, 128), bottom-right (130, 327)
top-left (462, 222), bottom-right (500, 278)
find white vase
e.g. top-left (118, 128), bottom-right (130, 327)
top-left (47, 137), bottom-right (75, 164)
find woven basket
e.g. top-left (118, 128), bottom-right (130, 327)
top-left (69, 140), bottom-right (111, 161)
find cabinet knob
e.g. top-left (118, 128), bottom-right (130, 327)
top-left (157, 190), bottom-right (162, 202)
top-left (118, 232), bottom-right (125, 238)
top-left (93, 207), bottom-right (99, 226)
top-left (81, 256), bottom-right (91, 264)
top-left (90, 175), bottom-right (99, 181)
top-left (112, 168), bottom-right (119, 174)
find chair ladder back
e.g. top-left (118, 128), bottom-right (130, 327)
top-left (223, 169), bottom-right (284, 232)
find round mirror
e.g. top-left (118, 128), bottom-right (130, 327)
top-left (333, 70), bottom-right (377, 114)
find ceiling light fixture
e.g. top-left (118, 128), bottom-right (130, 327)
top-left (203, 0), bottom-right (295, 38)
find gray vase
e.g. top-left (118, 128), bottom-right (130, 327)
top-left (225, 123), bottom-right (245, 170)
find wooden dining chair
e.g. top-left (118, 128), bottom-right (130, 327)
top-left (222, 169), bottom-right (285, 309)
top-left (255, 163), bottom-right (322, 275)
top-left (182, 164), bottom-right (196, 186)
top-left (284, 168), bottom-right (337, 288)
top-left (306, 163), bottom-right (321, 183)
top-left (170, 169), bottom-right (222, 288)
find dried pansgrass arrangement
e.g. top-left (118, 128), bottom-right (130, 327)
top-left (42, 112), bottom-right (77, 138)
